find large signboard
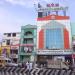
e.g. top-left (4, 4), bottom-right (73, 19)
top-left (37, 49), bottom-right (72, 55)
top-left (2, 46), bottom-right (10, 57)
top-left (38, 3), bottom-right (68, 11)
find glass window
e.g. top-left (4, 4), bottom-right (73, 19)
top-left (2, 40), bottom-right (5, 42)
top-left (23, 38), bottom-right (33, 44)
top-left (4, 33), bottom-right (7, 35)
top-left (7, 33), bottom-right (11, 37)
top-left (24, 31), bottom-right (32, 36)
top-left (12, 33), bottom-right (16, 37)
top-left (46, 29), bottom-right (63, 49)
top-left (6, 40), bottom-right (10, 45)
top-left (38, 12), bottom-right (43, 18)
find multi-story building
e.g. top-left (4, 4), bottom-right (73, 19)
top-left (36, 3), bottom-right (73, 64)
top-left (2, 32), bottom-right (20, 63)
top-left (72, 35), bottom-right (75, 59)
top-left (19, 25), bottom-right (37, 62)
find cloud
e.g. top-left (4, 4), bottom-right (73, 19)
top-left (4, 0), bottom-right (39, 8)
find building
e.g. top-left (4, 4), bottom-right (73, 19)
top-left (2, 32), bottom-right (20, 63)
top-left (36, 3), bottom-right (72, 64)
top-left (0, 42), bottom-right (2, 56)
top-left (19, 25), bottom-right (37, 62)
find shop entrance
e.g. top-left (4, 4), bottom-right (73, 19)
top-left (37, 55), bottom-right (53, 67)
top-left (65, 55), bottom-right (72, 65)
top-left (13, 58), bottom-right (17, 63)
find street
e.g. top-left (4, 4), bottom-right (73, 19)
top-left (0, 66), bottom-right (75, 75)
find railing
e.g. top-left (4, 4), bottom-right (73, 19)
top-left (10, 54), bottom-right (18, 58)
top-left (19, 52), bottom-right (32, 55)
top-left (23, 35), bottom-right (33, 38)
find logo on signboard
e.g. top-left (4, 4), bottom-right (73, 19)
top-left (51, 15), bottom-right (55, 20)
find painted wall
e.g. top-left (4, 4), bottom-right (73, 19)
top-left (37, 15), bottom-right (71, 50)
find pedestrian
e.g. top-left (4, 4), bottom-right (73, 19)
top-left (29, 62), bottom-right (33, 70)
top-left (26, 61), bottom-right (29, 70)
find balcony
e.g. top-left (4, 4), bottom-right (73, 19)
top-left (10, 54), bottom-right (18, 58)
top-left (19, 52), bottom-right (32, 55)
top-left (23, 35), bottom-right (34, 38)
top-left (20, 44), bottom-right (34, 46)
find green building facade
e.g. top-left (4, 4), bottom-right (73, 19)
top-left (19, 25), bottom-right (37, 62)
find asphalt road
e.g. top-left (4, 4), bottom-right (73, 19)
top-left (0, 67), bottom-right (75, 75)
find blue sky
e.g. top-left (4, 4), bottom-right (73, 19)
top-left (0, 0), bottom-right (75, 36)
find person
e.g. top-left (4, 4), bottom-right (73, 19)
top-left (26, 61), bottom-right (29, 70)
top-left (29, 62), bottom-right (33, 70)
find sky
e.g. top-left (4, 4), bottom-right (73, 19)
top-left (0, 0), bottom-right (75, 37)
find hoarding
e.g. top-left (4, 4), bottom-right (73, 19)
top-left (38, 3), bottom-right (68, 11)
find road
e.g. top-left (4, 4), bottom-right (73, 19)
top-left (0, 66), bottom-right (75, 75)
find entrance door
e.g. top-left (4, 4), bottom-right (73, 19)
top-left (65, 56), bottom-right (72, 65)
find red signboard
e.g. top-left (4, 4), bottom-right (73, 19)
top-left (47, 3), bottom-right (59, 7)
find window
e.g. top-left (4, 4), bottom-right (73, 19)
top-left (43, 12), bottom-right (47, 17)
top-left (6, 40), bottom-right (10, 45)
top-left (4, 33), bottom-right (7, 35)
top-left (3, 40), bottom-right (5, 42)
top-left (13, 50), bottom-right (18, 54)
top-left (7, 33), bottom-right (11, 37)
top-left (38, 12), bottom-right (43, 18)
top-left (23, 38), bottom-right (33, 44)
top-left (46, 29), bottom-right (63, 49)
top-left (25, 31), bottom-right (32, 36)
top-left (12, 33), bottom-right (16, 37)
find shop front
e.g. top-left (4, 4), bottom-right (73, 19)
top-left (2, 46), bottom-right (10, 57)
top-left (37, 54), bottom-right (72, 66)
top-left (20, 55), bottom-right (30, 62)
top-left (37, 49), bottom-right (72, 66)
top-left (10, 45), bottom-right (19, 63)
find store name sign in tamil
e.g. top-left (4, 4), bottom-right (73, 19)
top-left (38, 3), bottom-right (68, 11)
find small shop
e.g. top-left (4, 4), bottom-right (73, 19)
top-left (10, 45), bottom-right (19, 63)
top-left (20, 55), bottom-right (31, 62)
top-left (37, 54), bottom-right (72, 66)
top-left (2, 46), bottom-right (10, 57)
